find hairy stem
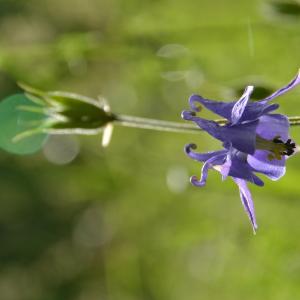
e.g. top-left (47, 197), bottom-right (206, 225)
top-left (114, 114), bottom-right (300, 134)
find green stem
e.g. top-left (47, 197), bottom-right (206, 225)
top-left (114, 114), bottom-right (300, 134)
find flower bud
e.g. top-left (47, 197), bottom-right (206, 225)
top-left (18, 83), bottom-right (115, 135)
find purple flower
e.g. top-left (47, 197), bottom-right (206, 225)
top-left (182, 71), bottom-right (300, 232)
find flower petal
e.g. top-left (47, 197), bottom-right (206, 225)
top-left (260, 70), bottom-right (300, 104)
top-left (231, 86), bottom-right (254, 124)
top-left (229, 161), bottom-right (264, 186)
top-left (247, 150), bottom-right (286, 180)
top-left (221, 148), bottom-right (264, 186)
top-left (184, 143), bottom-right (227, 162)
top-left (190, 153), bottom-right (227, 187)
top-left (182, 111), bottom-right (259, 154)
top-left (189, 91), bottom-right (279, 124)
top-left (189, 94), bottom-right (234, 120)
top-left (239, 103), bottom-right (279, 122)
top-left (221, 120), bottom-right (259, 154)
top-left (181, 110), bottom-right (223, 140)
top-left (233, 178), bottom-right (258, 232)
top-left (256, 113), bottom-right (289, 141)
top-left (260, 103), bottom-right (279, 115)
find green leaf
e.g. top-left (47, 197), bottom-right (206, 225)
top-left (0, 94), bottom-right (48, 155)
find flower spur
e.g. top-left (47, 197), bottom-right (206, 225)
top-left (182, 71), bottom-right (300, 232)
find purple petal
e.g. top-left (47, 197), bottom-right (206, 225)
top-left (220, 155), bottom-right (231, 180)
top-left (247, 150), bottom-right (286, 180)
top-left (189, 92), bottom-right (279, 125)
top-left (260, 70), bottom-right (300, 104)
top-left (221, 120), bottom-right (258, 154)
top-left (239, 103), bottom-right (279, 122)
top-left (251, 173), bottom-right (265, 186)
top-left (182, 111), bottom-right (259, 154)
top-left (222, 149), bottom-right (264, 186)
top-left (256, 113), bottom-right (289, 141)
top-left (229, 160), bottom-right (264, 186)
top-left (189, 94), bottom-right (234, 120)
top-left (233, 178), bottom-right (258, 232)
top-left (184, 143), bottom-right (227, 162)
top-left (181, 110), bottom-right (223, 140)
top-left (260, 103), bottom-right (279, 114)
top-left (231, 86), bottom-right (254, 124)
top-left (190, 153), bottom-right (227, 187)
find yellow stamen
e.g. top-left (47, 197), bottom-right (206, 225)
top-left (256, 135), bottom-right (295, 161)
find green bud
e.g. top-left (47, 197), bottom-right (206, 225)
top-left (18, 83), bottom-right (116, 134)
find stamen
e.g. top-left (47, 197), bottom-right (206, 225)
top-left (256, 135), bottom-right (296, 160)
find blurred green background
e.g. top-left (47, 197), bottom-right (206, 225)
top-left (1, 0), bottom-right (300, 299)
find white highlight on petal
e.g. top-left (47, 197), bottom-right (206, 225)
top-left (231, 85), bottom-right (254, 124)
top-left (213, 165), bottom-right (222, 172)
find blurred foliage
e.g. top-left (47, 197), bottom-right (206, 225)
top-left (1, 0), bottom-right (300, 300)
top-left (269, 1), bottom-right (300, 17)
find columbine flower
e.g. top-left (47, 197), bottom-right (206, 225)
top-left (182, 71), bottom-right (300, 232)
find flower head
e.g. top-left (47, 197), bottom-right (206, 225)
top-left (182, 71), bottom-right (300, 232)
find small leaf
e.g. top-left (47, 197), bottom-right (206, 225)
top-left (0, 94), bottom-right (48, 155)
top-left (17, 82), bottom-right (46, 98)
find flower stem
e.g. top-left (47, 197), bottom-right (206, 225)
top-left (114, 114), bottom-right (300, 134)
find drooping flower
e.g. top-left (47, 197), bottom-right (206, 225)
top-left (182, 71), bottom-right (300, 232)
